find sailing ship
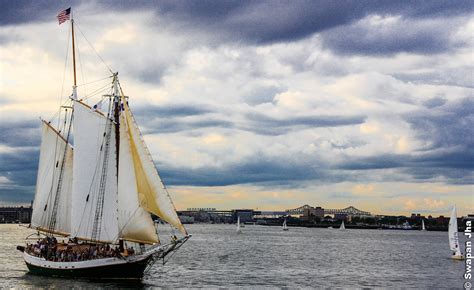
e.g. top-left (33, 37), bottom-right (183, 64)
top-left (236, 216), bottom-right (242, 233)
top-left (448, 205), bottom-right (464, 260)
top-left (421, 219), bottom-right (426, 231)
top-left (339, 221), bottom-right (345, 231)
top-left (16, 8), bottom-right (190, 279)
top-left (282, 219), bottom-right (288, 231)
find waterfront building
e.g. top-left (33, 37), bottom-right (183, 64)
top-left (301, 206), bottom-right (325, 221)
top-left (0, 206), bottom-right (32, 223)
top-left (233, 209), bottom-right (254, 223)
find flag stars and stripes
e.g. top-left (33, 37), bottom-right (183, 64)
top-left (57, 8), bottom-right (71, 25)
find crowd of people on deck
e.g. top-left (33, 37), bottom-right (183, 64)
top-left (25, 236), bottom-right (135, 262)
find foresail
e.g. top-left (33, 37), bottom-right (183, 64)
top-left (31, 121), bottom-right (72, 235)
top-left (71, 101), bottom-right (118, 243)
top-left (122, 98), bottom-right (187, 235)
top-left (118, 112), bottom-right (159, 244)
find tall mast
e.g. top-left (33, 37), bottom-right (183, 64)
top-left (113, 73), bottom-right (120, 177)
top-left (71, 13), bottom-right (77, 98)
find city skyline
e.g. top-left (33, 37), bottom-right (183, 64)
top-left (1, 1), bottom-right (473, 216)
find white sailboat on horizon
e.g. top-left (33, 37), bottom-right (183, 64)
top-left (421, 219), bottom-right (426, 231)
top-left (237, 216), bottom-right (242, 233)
top-left (339, 221), bottom-right (345, 231)
top-left (448, 205), bottom-right (464, 260)
top-left (282, 219), bottom-right (288, 231)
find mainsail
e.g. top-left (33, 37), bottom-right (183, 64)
top-left (71, 101), bottom-right (118, 243)
top-left (448, 205), bottom-right (461, 256)
top-left (31, 121), bottom-right (73, 236)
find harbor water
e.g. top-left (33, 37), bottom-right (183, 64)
top-left (0, 223), bottom-right (467, 288)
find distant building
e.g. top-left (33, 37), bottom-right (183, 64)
top-left (186, 208), bottom-right (216, 212)
top-left (334, 213), bottom-right (348, 221)
top-left (177, 209), bottom-right (233, 223)
top-left (233, 209), bottom-right (254, 223)
top-left (301, 206), bottom-right (324, 221)
top-left (0, 206), bottom-right (32, 223)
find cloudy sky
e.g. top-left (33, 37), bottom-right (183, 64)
top-left (1, 0), bottom-right (473, 215)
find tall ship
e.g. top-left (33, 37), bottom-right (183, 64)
top-left (16, 8), bottom-right (190, 279)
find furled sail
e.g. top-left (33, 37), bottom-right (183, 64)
top-left (122, 97), bottom-right (187, 235)
top-left (31, 121), bottom-right (73, 236)
top-left (118, 111), bottom-right (159, 244)
top-left (448, 205), bottom-right (461, 255)
top-left (71, 101), bottom-right (118, 243)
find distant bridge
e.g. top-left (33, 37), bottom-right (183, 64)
top-left (287, 205), bottom-right (371, 216)
top-left (287, 204), bottom-right (313, 215)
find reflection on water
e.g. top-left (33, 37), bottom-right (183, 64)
top-left (0, 224), bottom-right (466, 288)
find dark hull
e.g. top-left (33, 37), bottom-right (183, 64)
top-left (25, 257), bottom-right (151, 279)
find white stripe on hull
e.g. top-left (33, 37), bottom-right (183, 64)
top-left (23, 251), bottom-right (149, 270)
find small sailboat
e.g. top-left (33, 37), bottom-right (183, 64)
top-left (449, 205), bottom-right (464, 260)
top-left (16, 8), bottom-right (190, 279)
top-left (282, 219), bottom-right (289, 231)
top-left (402, 221), bottom-right (412, 230)
top-left (236, 216), bottom-right (242, 233)
top-left (339, 220), bottom-right (345, 231)
top-left (421, 219), bottom-right (426, 231)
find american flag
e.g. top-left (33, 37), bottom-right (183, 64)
top-left (57, 8), bottom-right (71, 25)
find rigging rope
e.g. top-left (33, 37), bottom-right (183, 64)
top-left (75, 22), bottom-right (114, 74)
top-left (76, 36), bottom-right (87, 98)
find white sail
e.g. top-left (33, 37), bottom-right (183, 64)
top-left (31, 121), bottom-right (73, 235)
top-left (117, 111), bottom-right (159, 244)
top-left (237, 216), bottom-right (241, 233)
top-left (421, 219), bottom-right (426, 231)
top-left (122, 99), bottom-right (186, 235)
top-left (71, 101), bottom-right (118, 243)
top-left (448, 206), bottom-right (461, 256)
top-left (339, 220), bottom-right (345, 230)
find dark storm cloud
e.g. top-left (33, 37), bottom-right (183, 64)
top-left (137, 110), bottom-right (365, 135)
top-left (392, 68), bottom-right (474, 89)
top-left (158, 153), bottom-right (340, 186)
top-left (135, 66), bottom-right (168, 85)
top-left (0, 120), bottom-right (41, 202)
top-left (338, 154), bottom-right (403, 170)
top-left (152, 0), bottom-right (473, 45)
top-left (0, 148), bottom-right (39, 196)
top-left (141, 118), bottom-right (234, 134)
top-left (0, 119), bottom-right (40, 147)
top-left (337, 97), bottom-right (474, 183)
top-left (320, 17), bottom-right (463, 56)
top-left (405, 97), bottom-right (474, 151)
top-left (3, 1), bottom-right (472, 49)
top-left (0, 186), bottom-right (35, 204)
top-left (0, 0), bottom-right (77, 25)
top-left (243, 112), bottom-right (366, 136)
top-left (422, 96), bottom-right (447, 109)
top-left (134, 104), bottom-right (212, 118)
top-left (241, 85), bottom-right (284, 106)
